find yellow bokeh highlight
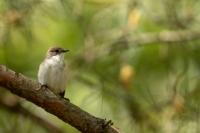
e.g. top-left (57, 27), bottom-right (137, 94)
top-left (119, 64), bottom-right (135, 89)
top-left (128, 9), bottom-right (141, 29)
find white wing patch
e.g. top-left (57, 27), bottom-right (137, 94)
top-left (38, 62), bottom-right (50, 85)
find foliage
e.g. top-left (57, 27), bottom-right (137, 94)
top-left (1, 0), bottom-right (200, 133)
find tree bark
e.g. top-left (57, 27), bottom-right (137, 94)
top-left (0, 65), bottom-right (121, 133)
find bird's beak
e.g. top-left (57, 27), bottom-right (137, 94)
top-left (62, 49), bottom-right (70, 53)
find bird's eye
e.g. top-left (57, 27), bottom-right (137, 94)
top-left (55, 49), bottom-right (59, 53)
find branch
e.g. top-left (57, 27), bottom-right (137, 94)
top-left (113, 30), bottom-right (200, 47)
top-left (0, 99), bottom-right (64, 133)
top-left (0, 65), bottom-right (120, 133)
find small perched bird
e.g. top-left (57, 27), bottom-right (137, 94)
top-left (38, 47), bottom-right (69, 98)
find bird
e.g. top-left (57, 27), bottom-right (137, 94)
top-left (38, 47), bottom-right (69, 98)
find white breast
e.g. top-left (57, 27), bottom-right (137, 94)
top-left (38, 54), bottom-right (67, 94)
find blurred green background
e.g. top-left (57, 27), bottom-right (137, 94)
top-left (1, 0), bottom-right (200, 133)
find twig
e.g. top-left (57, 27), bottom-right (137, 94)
top-left (113, 30), bottom-right (200, 47)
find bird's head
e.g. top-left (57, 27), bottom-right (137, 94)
top-left (46, 47), bottom-right (69, 59)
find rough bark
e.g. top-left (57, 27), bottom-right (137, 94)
top-left (0, 65), bottom-right (120, 133)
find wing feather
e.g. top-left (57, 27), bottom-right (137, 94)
top-left (38, 62), bottom-right (50, 85)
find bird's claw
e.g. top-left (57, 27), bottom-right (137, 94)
top-left (64, 97), bottom-right (70, 102)
top-left (36, 84), bottom-right (48, 91)
top-left (41, 84), bottom-right (48, 89)
top-left (59, 97), bottom-right (70, 102)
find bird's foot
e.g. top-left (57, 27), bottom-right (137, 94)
top-left (41, 84), bottom-right (48, 88)
top-left (58, 96), bottom-right (70, 102)
top-left (36, 84), bottom-right (48, 91)
top-left (58, 91), bottom-right (70, 102)
top-left (63, 97), bottom-right (70, 102)
top-left (59, 91), bottom-right (65, 98)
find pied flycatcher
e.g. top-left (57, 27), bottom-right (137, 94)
top-left (38, 47), bottom-right (69, 98)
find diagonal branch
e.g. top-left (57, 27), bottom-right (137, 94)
top-left (0, 65), bottom-right (120, 133)
top-left (0, 99), bottom-right (64, 133)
